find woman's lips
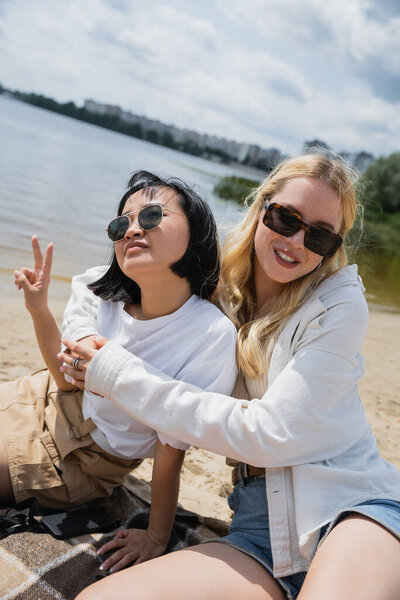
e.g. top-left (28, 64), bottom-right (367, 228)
top-left (125, 241), bottom-right (148, 254)
top-left (273, 247), bottom-right (300, 268)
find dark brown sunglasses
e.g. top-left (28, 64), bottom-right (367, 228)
top-left (263, 202), bottom-right (343, 258)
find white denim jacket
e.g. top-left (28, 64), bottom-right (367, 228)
top-left (74, 265), bottom-right (400, 578)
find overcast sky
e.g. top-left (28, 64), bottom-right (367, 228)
top-left (0, 0), bottom-right (399, 156)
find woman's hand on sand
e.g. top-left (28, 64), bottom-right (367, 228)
top-left (14, 235), bottom-right (53, 314)
top-left (97, 528), bottom-right (168, 573)
top-left (58, 336), bottom-right (109, 387)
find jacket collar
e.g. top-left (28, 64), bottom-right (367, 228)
top-left (307, 264), bottom-right (364, 305)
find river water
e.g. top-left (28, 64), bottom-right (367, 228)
top-left (0, 95), bottom-right (398, 310)
top-left (0, 95), bottom-right (246, 293)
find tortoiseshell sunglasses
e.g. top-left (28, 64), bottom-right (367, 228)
top-left (263, 201), bottom-right (343, 258)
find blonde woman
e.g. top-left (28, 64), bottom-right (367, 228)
top-left (62, 155), bottom-right (400, 600)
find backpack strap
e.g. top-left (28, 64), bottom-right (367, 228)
top-left (0, 497), bottom-right (44, 538)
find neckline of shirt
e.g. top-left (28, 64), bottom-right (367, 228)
top-left (120, 294), bottom-right (200, 328)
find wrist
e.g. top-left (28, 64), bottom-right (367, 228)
top-left (27, 303), bottom-right (50, 318)
top-left (145, 528), bottom-right (169, 547)
top-left (77, 334), bottom-right (98, 342)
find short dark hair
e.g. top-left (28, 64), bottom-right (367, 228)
top-left (88, 171), bottom-right (220, 302)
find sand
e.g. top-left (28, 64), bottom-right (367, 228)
top-left (0, 278), bottom-right (399, 521)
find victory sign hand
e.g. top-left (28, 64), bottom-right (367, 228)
top-left (14, 235), bottom-right (53, 314)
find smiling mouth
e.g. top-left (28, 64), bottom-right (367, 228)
top-left (274, 248), bottom-right (299, 265)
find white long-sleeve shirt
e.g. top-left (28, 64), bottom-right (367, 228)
top-left (62, 266), bottom-right (237, 458)
top-left (71, 265), bottom-right (400, 577)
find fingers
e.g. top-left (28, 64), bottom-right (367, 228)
top-left (14, 270), bottom-right (23, 290)
top-left (31, 235), bottom-right (43, 271)
top-left (15, 268), bottom-right (35, 289)
top-left (76, 335), bottom-right (100, 350)
top-left (14, 270), bottom-right (32, 293)
top-left (21, 267), bottom-right (35, 283)
top-left (98, 532), bottom-right (128, 556)
top-left (61, 338), bottom-right (96, 360)
top-left (58, 351), bottom-right (89, 370)
top-left (98, 542), bottom-right (137, 572)
top-left (60, 365), bottom-right (86, 382)
top-left (70, 379), bottom-right (85, 390)
top-left (97, 529), bottom-right (166, 573)
top-left (94, 336), bottom-right (109, 349)
top-left (98, 530), bottom-right (138, 573)
top-left (43, 243), bottom-right (53, 280)
top-left (58, 347), bottom-right (105, 394)
top-left (59, 355), bottom-right (88, 384)
top-left (109, 552), bottom-right (138, 573)
top-left (58, 349), bottom-right (89, 385)
top-left (101, 550), bottom-right (138, 574)
top-left (114, 529), bottom-right (129, 540)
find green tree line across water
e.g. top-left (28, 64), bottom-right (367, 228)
top-left (0, 86), bottom-right (235, 163)
top-left (1, 82), bottom-right (398, 306)
top-left (0, 86), bottom-right (375, 173)
top-left (2, 83), bottom-right (398, 259)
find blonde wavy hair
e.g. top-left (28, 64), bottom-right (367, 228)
top-left (217, 153), bottom-right (359, 379)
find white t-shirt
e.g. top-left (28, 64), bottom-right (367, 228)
top-left (63, 267), bottom-right (237, 459)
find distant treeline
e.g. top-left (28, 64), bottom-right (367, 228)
top-left (350, 153), bottom-right (400, 256)
top-left (4, 88), bottom-right (175, 148)
top-left (0, 84), bottom-right (235, 163)
top-left (0, 84), bottom-right (377, 175)
top-left (2, 83), bottom-right (399, 257)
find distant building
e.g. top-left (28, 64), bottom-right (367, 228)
top-left (303, 139), bottom-right (375, 173)
top-left (104, 104), bottom-right (122, 118)
top-left (82, 97), bottom-right (283, 167)
top-left (82, 100), bottom-right (373, 172)
top-left (84, 100), bottom-right (121, 118)
top-left (84, 99), bottom-right (107, 115)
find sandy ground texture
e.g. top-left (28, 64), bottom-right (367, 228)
top-left (0, 280), bottom-right (399, 522)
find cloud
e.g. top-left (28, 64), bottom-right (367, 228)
top-left (367, 0), bottom-right (400, 22)
top-left (215, 0), bottom-right (335, 48)
top-left (216, 0), bottom-right (400, 103)
top-left (269, 78), bottom-right (306, 103)
top-left (0, 0), bottom-right (398, 155)
top-left (355, 56), bottom-right (400, 103)
top-left (304, 2), bottom-right (400, 104)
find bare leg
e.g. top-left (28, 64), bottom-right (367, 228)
top-left (75, 542), bottom-right (286, 600)
top-left (0, 434), bottom-right (14, 503)
top-left (298, 515), bottom-right (400, 600)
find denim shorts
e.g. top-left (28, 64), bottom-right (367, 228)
top-left (212, 475), bottom-right (400, 600)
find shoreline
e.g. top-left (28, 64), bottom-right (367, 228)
top-left (1, 288), bottom-right (399, 520)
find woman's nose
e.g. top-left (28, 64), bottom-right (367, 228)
top-left (285, 228), bottom-right (305, 248)
top-left (124, 216), bottom-right (144, 238)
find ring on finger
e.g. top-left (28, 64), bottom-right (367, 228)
top-left (73, 357), bottom-right (82, 370)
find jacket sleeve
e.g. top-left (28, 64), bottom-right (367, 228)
top-left (86, 289), bottom-right (369, 467)
top-left (62, 266), bottom-right (106, 341)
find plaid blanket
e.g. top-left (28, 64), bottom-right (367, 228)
top-left (0, 475), bottom-right (229, 600)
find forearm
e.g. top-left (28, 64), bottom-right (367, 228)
top-left (86, 341), bottom-right (367, 468)
top-left (147, 441), bottom-right (185, 543)
top-left (30, 306), bottom-right (75, 391)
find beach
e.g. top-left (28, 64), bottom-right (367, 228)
top-left (0, 280), bottom-right (399, 522)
